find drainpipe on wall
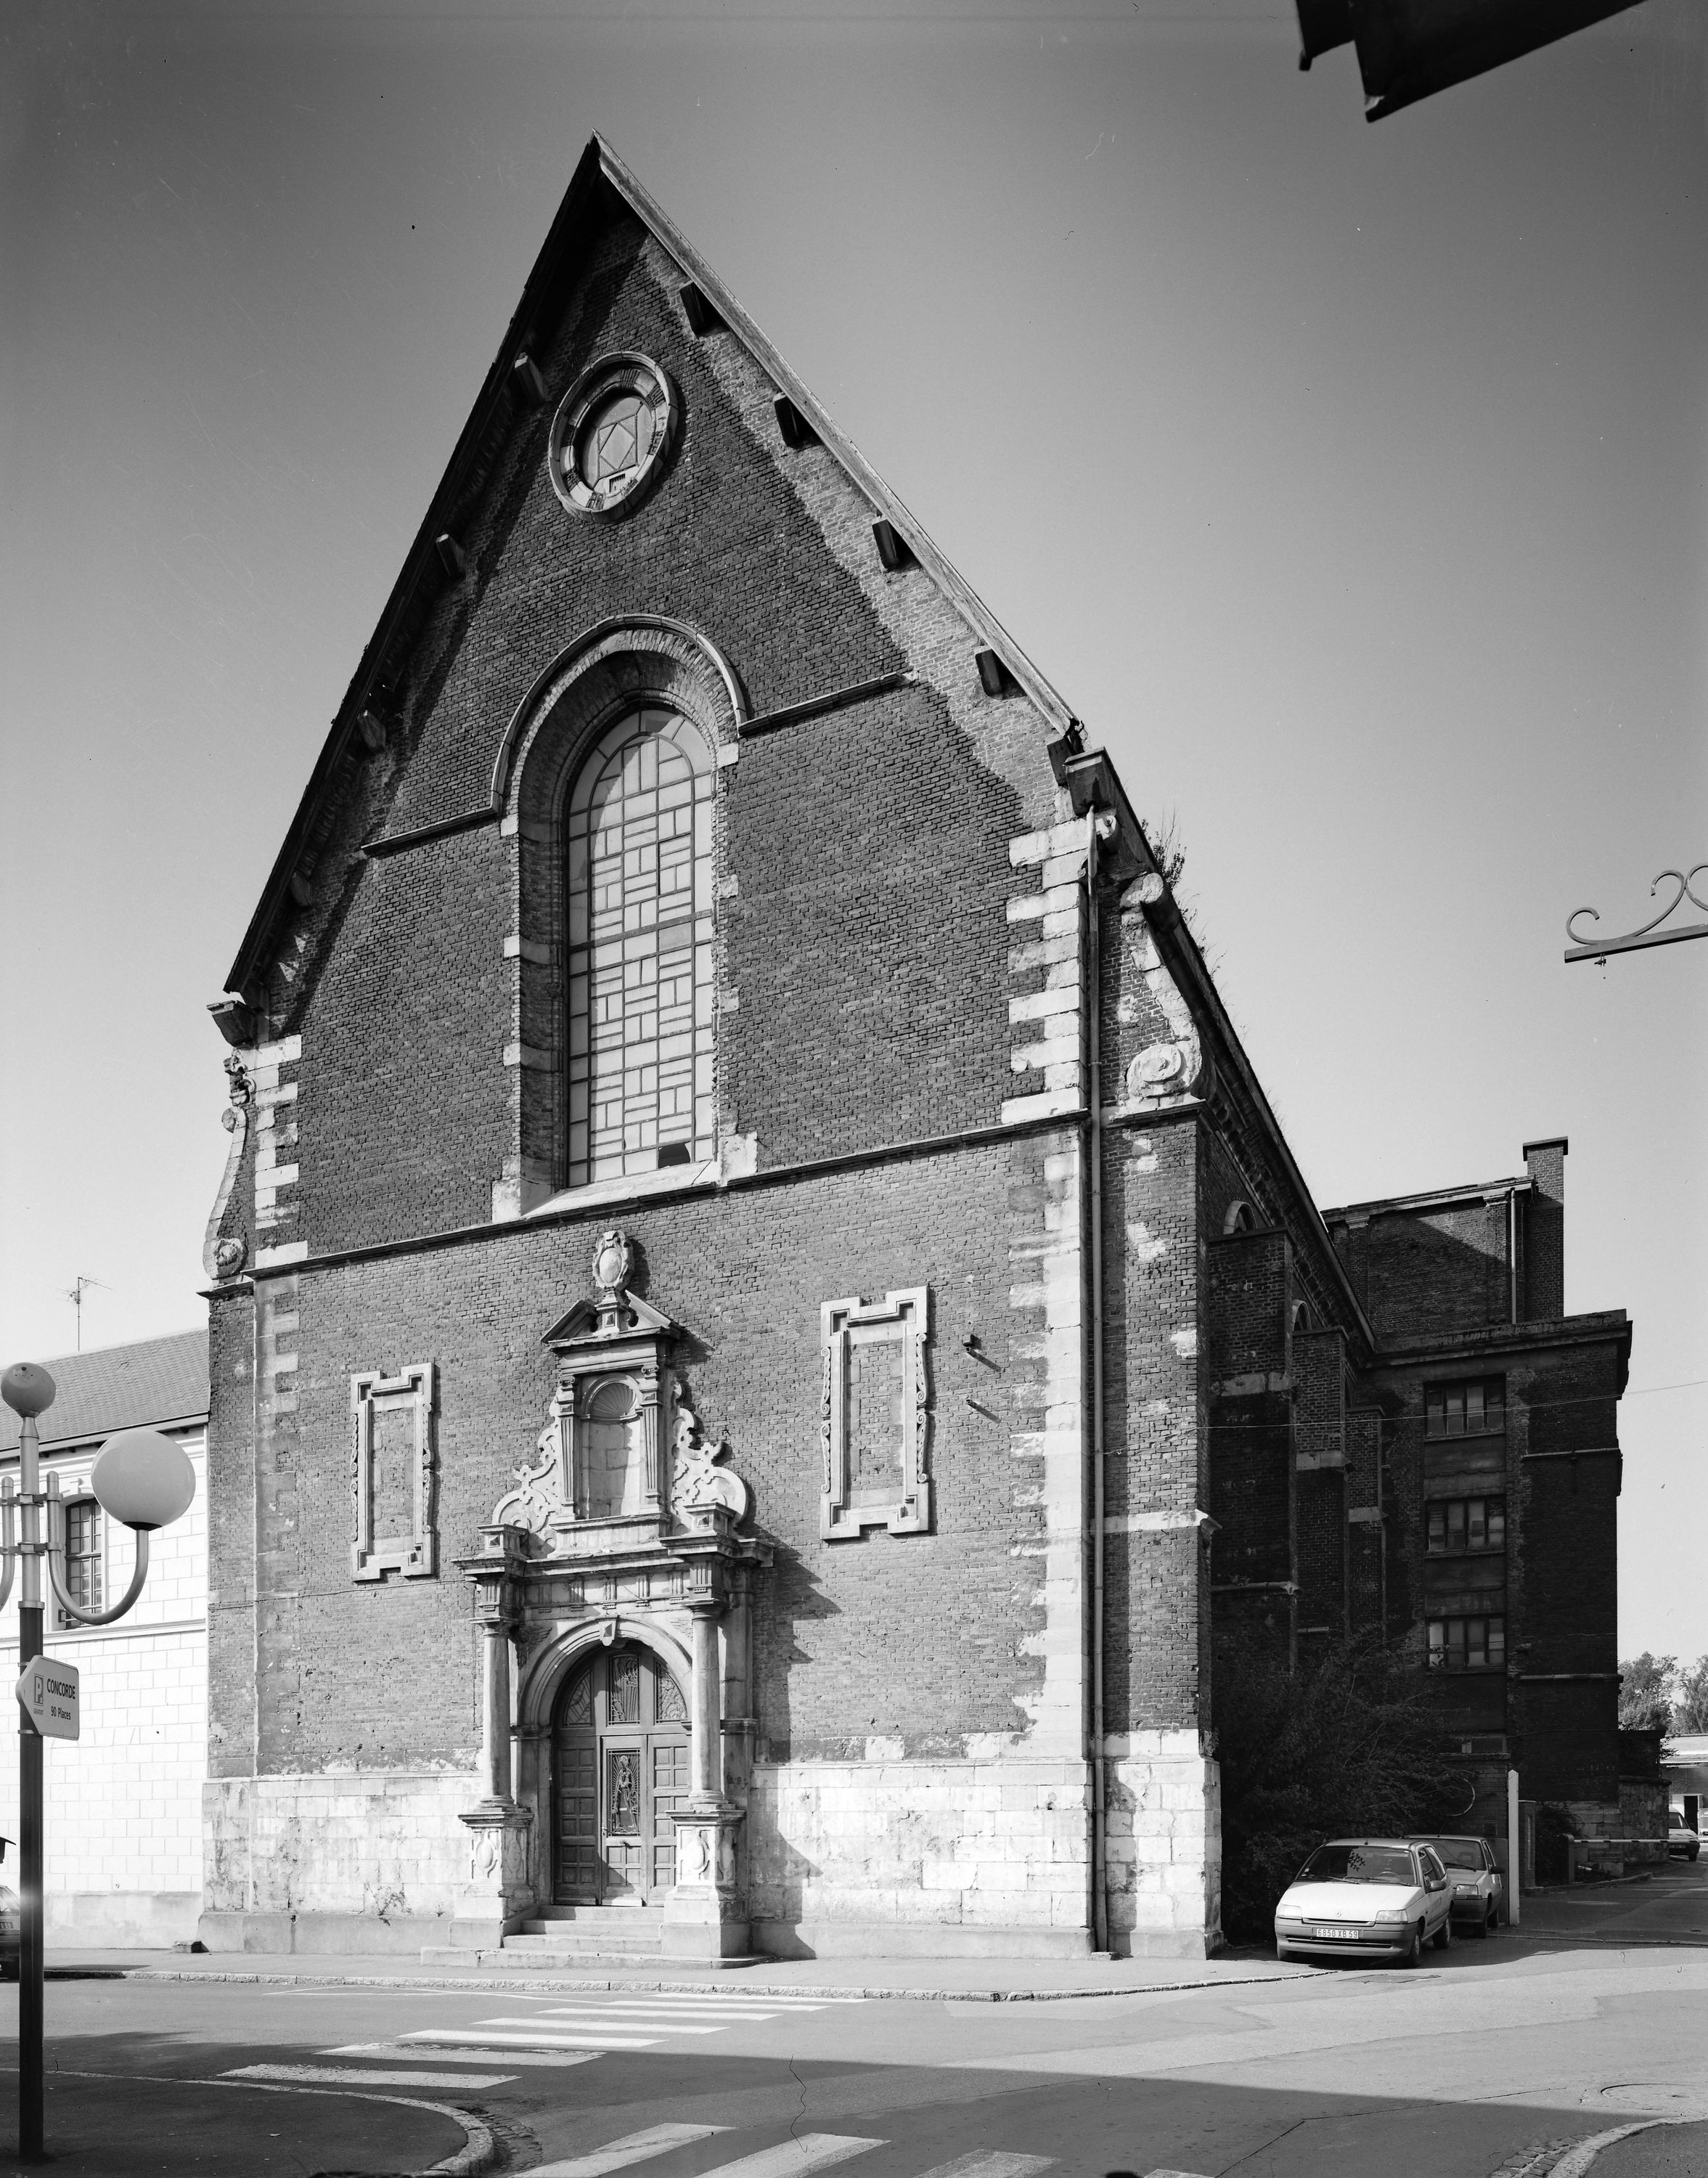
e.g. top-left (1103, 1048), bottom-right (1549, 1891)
top-left (1086, 810), bottom-right (1110, 1956)
top-left (1508, 1189), bottom-right (1519, 1325)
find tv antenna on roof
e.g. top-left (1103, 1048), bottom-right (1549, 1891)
top-left (60, 1277), bottom-right (107, 1353)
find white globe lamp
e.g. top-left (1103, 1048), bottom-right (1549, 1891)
top-left (90, 1428), bottom-right (195, 1531)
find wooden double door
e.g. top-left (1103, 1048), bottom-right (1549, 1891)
top-left (553, 1642), bottom-right (690, 1904)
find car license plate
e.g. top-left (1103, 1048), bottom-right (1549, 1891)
top-left (1312, 1925), bottom-right (1358, 1939)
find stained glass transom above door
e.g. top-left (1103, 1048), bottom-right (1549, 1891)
top-left (566, 707), bottom-right (715, 1188)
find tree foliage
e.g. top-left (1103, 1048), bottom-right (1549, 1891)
top-left (1619, 1652), bottom-right (1678, 1732)
top-left (1673, 1656), bottom-right (1708, 1735)
top-left (1214, 1638), bottom-right (1472, 1944)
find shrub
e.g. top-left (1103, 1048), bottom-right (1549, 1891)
top-left (1215, 1637), bottom-right (1473, 1944)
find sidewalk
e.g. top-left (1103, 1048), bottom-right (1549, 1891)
top-left (0, 2068), bottom-right (481, 2178)
top-left (49, 1944), bottom-right (1315, 2002)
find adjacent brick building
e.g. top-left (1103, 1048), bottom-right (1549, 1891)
top-left (197, 137), bottom-right (1630, 1962)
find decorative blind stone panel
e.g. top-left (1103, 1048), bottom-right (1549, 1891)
top-left (350, 1362), bottom-right (436, 1582)
top-left (820, 1286), bottom-right (931, 1540)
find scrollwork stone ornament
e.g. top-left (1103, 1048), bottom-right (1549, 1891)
top-left (491, 1402), bottom-right (563, 1538)
top-left (201, 1056), bottom-right (253, 1281)
top-left (1117, 878), bottom-right (1205, 1108)
top-left (671, 1387), bottom-right (751, 1525)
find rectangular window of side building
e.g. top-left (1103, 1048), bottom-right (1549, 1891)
top-left (1425, 1377), bottom-right (1506, 1441)
top-left (1426, 1496), bottom-right (1508, 1554)
top-left (61, 1498), bottom-right (103, 1622)
top-left (1427, 1614), bottom-right (1505, 1671)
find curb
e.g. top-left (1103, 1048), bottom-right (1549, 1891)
top-left (1551, 2120), bottom-right (1671, 2177)
top-left (57, 2068), bottom-right (499, 2178)
top-left (120, 1965), bottom-right (1317, 2003)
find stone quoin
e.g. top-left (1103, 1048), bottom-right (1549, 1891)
top-left (197, 137), bottom-right (1631, 1962)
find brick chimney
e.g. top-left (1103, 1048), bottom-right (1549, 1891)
top-left (1522, 1137), bottom-right (1567, 1321)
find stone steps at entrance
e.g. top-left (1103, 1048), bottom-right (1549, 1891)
top-left (497, 1906), bottom-right (668, 1959)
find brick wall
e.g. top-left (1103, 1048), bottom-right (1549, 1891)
top-left (1102, 1117), bottom-right (1209, 1737)
top-left (1294, 1327), bottom-right (1347, 1640)
top-left (223, 1141), bottom-right (1078, 1776)
top-left (1339, 1201), bottom-right (1513, 1343)
top-left (1206, 1230), bottom-right (1294, 1668)
top-left (253, 214), bottom-right (1063, 1265)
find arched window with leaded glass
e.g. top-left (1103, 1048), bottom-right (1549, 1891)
top-left (565, 707), bottom-right (715, 1188)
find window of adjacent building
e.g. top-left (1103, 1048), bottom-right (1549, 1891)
top-left (565, 707), bottom-right (714, 1188)
top-left (1425, 1377), bottom-right (1506, 1440)
top-left (1426, 1496), bottom-right (1507, 1554)
top-left (1427, 1615), bottom-right (1506, 1672)
top-left (62, 1498), bottom-right (102, 1620)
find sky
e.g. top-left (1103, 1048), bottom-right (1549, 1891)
top-left (2, 0), bottom-right (1704, 1660)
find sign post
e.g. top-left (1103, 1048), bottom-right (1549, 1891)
top-left (0, 1366), bottom-right (195, 2163)
top-left (1507, 1766), bottom-right (1521, 1929)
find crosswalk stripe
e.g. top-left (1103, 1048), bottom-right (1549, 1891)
top-left (499, 2012), bottom-right (728, 2035)
top-left (690, 2135), bottom-right (885, 2178)
top-left (327, 2042), bottom-right (602, 2069)
top-left (531, 2124), bottom-right (730, 2177)
top-left (510, 1993), bottom-right (857, 2010)
top-left (911, 2158), bottom-right (1055, 2178)
top-left (400, 2028), bottom-right (660, 2051)
top-left (224, 2063), bottom-right (515, 2089)
top-left (535, 2002), bottom-right (801, 2018)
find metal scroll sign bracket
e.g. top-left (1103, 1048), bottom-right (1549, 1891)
top-left (1564, 863), bottom-right (1708, 965)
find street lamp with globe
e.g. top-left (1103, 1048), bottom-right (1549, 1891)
top-left (0, 1362), bottom-right (195, 2161)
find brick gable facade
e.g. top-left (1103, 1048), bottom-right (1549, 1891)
top-left (198, 139), bottom-right (1630, 1963)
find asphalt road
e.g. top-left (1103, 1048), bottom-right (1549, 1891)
top-left (0, 1859), bottom-right (1703, 2178)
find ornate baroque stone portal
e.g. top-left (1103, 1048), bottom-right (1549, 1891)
top-left (453, 1231), bottom-right (768, 1957)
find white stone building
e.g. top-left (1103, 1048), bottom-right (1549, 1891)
top-left (0, 1333), bottom-right (208, 1948)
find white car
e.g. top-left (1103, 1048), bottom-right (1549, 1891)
top-left (1408, 1832), bottom-right (1504, 1933)
top-left (1669, 1818), bottom-right (1701, 1863)
top-left (1274, 1838), bottom-right (1454, 1965)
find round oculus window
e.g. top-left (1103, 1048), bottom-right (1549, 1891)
top-left (548, 354), bottom-right (677, 518)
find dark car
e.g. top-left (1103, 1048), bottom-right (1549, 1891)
top-left (1408, 1834), bottom-right (1503, 1933)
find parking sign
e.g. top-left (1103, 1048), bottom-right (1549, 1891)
top-left (15, 1660), bottom-right (79, 1741)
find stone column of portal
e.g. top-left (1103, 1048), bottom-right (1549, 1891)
top-left (690, 1602), bottom-right (722, 1801)
top-left (481, 1620), bottom-right (513, 1800)
top-left (451, 1523), bottom-right (534, 1951)
top-left (664, 1596), bottom-right (748, 1959)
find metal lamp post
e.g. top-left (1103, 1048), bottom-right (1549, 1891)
top-left (0, 1363), bottom-right (195, 2162)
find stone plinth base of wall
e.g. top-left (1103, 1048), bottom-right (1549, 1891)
top-left (201, 1771), bottom-right (488, 1954)
top-left (753, 1919), bottom-right (1094, 1960)
top-left (745, 1756), bottom-right (1095, 1943)
top-left (199, 1909), bottom-right (453, 1955)
top-left (1104, 1731), bottom-right (1222, 1959)
top-left (48, 1891), bottom-right (200, 1949)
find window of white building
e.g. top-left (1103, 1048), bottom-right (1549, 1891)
top-left (61, 1498), bottom-right (103, 1621)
